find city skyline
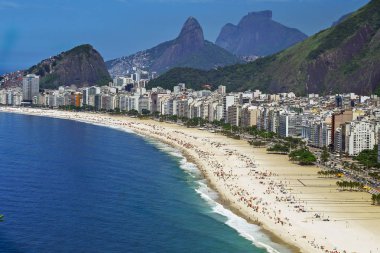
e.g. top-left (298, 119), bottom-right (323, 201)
top-left (0, 0), bottom-right (369, 73)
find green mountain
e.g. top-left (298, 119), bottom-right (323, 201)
top-left (106, 17), bottom-right (241, 77)
top-left (148, 0), bottom-right (380, 95)
top-left (28, 44), bottom-right (111, 89)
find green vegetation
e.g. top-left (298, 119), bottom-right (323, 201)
top-left (289, 148), bottom-right (317, 165)
top-left (371, 194), bottom-right (380, 205)
top-left (336, 181), bottom-right (364, 191)
top-left (40, 74), bottom-right (59, 89)
top-left (354, 145), bottom-right (380, 169)
top-left (148, 0), bottom-right (380, 95)
top-left (248, 140), bottom-right (267, 147)
top-left (320, 146), bottom-right (330, 164)
top-left (317, 170), bottom-right (340, 178)
top-left (66, 44), bottom-right (94, 57)
top-left (27, 44), bottom-right (111, 89)
top-left (127, 109), bottom-right (139, 116)
top-left (96, 75), bottom-right (112, 86)
top-left (369, 172), bottom-right (380, 180)
top-left (221, 130), bottom-right (241, 140)
top-left (308, 0), bottom-right (380, 59)
top-left (185, 117), bottom-right (208, 128)
top-left (244, 126), bottom-right (276, 139)
top-left (267, 143), bottom-right (289, 154)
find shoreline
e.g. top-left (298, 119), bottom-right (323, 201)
top-left (2, 107), bottom-right (380, 253)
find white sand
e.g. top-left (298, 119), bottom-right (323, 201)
top-left (2, 107), bottom-right (380, 253)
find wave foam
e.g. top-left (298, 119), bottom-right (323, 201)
top-left (147, 138), bottom-right (290, 253)
top-left (195, 180), bottom-right (286, 253)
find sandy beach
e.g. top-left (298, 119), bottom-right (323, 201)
top-left (2, 107), bottom-right (380, 253)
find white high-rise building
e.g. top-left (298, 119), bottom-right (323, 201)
top-left (223, 95), bottom-right (235, 121)
top-left (22, 74), bottom-right (40, 102)
top-left (347, 121), bottom-right (376, 156)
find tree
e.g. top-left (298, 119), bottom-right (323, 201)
top-left (141, 109), bottom-right (151, 115)
top-left (267, 144), bottom-right (289, 154)
top-left (249, 140), bottom-right (266, 147)
top-left (321, 146), bottom-right (330, 164)
top-left (152, 111), bottom-right (160, 118)
top-left (354, 145), bottom-right (380, 169)
top-left (127, 109), bottom-right (139, 116)
top-left (289, 148), bottom-right (317, 165)
top-left (372, 194), bottom-right (377, 205)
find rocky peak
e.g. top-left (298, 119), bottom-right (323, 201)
top-left (176, 17), bottom-right (204, 48)
top-left (239, 10), bottom-right (273, 28)
top-left (28, 44), bottom-right (111, 89)
top-left (107, 17), bottom-right (240, 76)
top-left (247, 10), bottom-right (272, 19)
top-left (216, 10), bottom-right (307, 56)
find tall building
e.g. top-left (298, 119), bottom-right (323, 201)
top-left (227, 104), bottom-right (241, 126)
top-left (331, 110), bottom-right (353, 147)
top-left (279, 113), bottom-right (302, 138)
top-left (346, 121), bottom-right (376, 156)
top-left (22, 74), bottom-right (40, 103)
top-left (223, 95), bottom-right (235, 122)
top-left (241, 106), bottom-right (259, 127)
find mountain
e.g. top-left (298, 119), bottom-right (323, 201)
top-left (215, 10), bottom-right (308, 57)
top-left (28, 44), bottom-right (111, 89)
top-left (148, 0), bottom-right (380, 96)
top-left (106, 17), bottom-right (240, 77)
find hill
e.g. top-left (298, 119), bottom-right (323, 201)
top-left (28, 44), bottom-right (111, 89)
top-left (106, 17), bottom-right (241, 77)
top-left (148, 0), bottom-right (380, 95)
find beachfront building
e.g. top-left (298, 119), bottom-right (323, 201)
top-left (101, 94), bottom-right (116, 111)
top-left (83, 86), bottom-right (100, 106)
top-left (279, 114), bottom-right (290, 138)
top-left (22, 74), bottom-right (39, 103)
top-left (208, 101), bottom-right (223, 122)
top-left (334, 127), bottom-right (343, 153)
top-left (227, 104), bottom-right (241, 126)
top-left (346, 120), bottom-right (376, 156)
top-left (0, 89), bottom-right (22, 106)
top-left (241, 106), bottom-right (259, 127)
top-left (278, 113), bottom-right (301, 138)
top-left (176, 99), bottom-right (189, 118)
top-left (223, 95), bottom-right (235, 122)
top-left (331, 110), bottom-right (353, 147)
top-left (305, 120), bottom-right (331, 148)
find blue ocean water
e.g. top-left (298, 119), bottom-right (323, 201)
top-left (0, 113), bottom-right (289, 253)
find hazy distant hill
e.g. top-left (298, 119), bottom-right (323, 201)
top-left (28, 44), bottom-right (111, 89)
top-left (215, 10), bottom-right (307, 57)
top-left (106, 17), bottom-right (240, 77)
top-left (332, 12), bottom-right (353, 27)
top-left (149, 0), bottom-right (380, 96)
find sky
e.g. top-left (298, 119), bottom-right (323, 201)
top-left (0, 0), bottom-right (370, 74)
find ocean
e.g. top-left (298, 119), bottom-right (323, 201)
top-left (0, 112), bottom-right (290, 253)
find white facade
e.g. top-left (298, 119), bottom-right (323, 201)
top-left (347, 121), bottom-right (376, 156)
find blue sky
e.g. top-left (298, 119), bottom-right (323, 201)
top-left (0, 0), bottom-right (370, 73)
